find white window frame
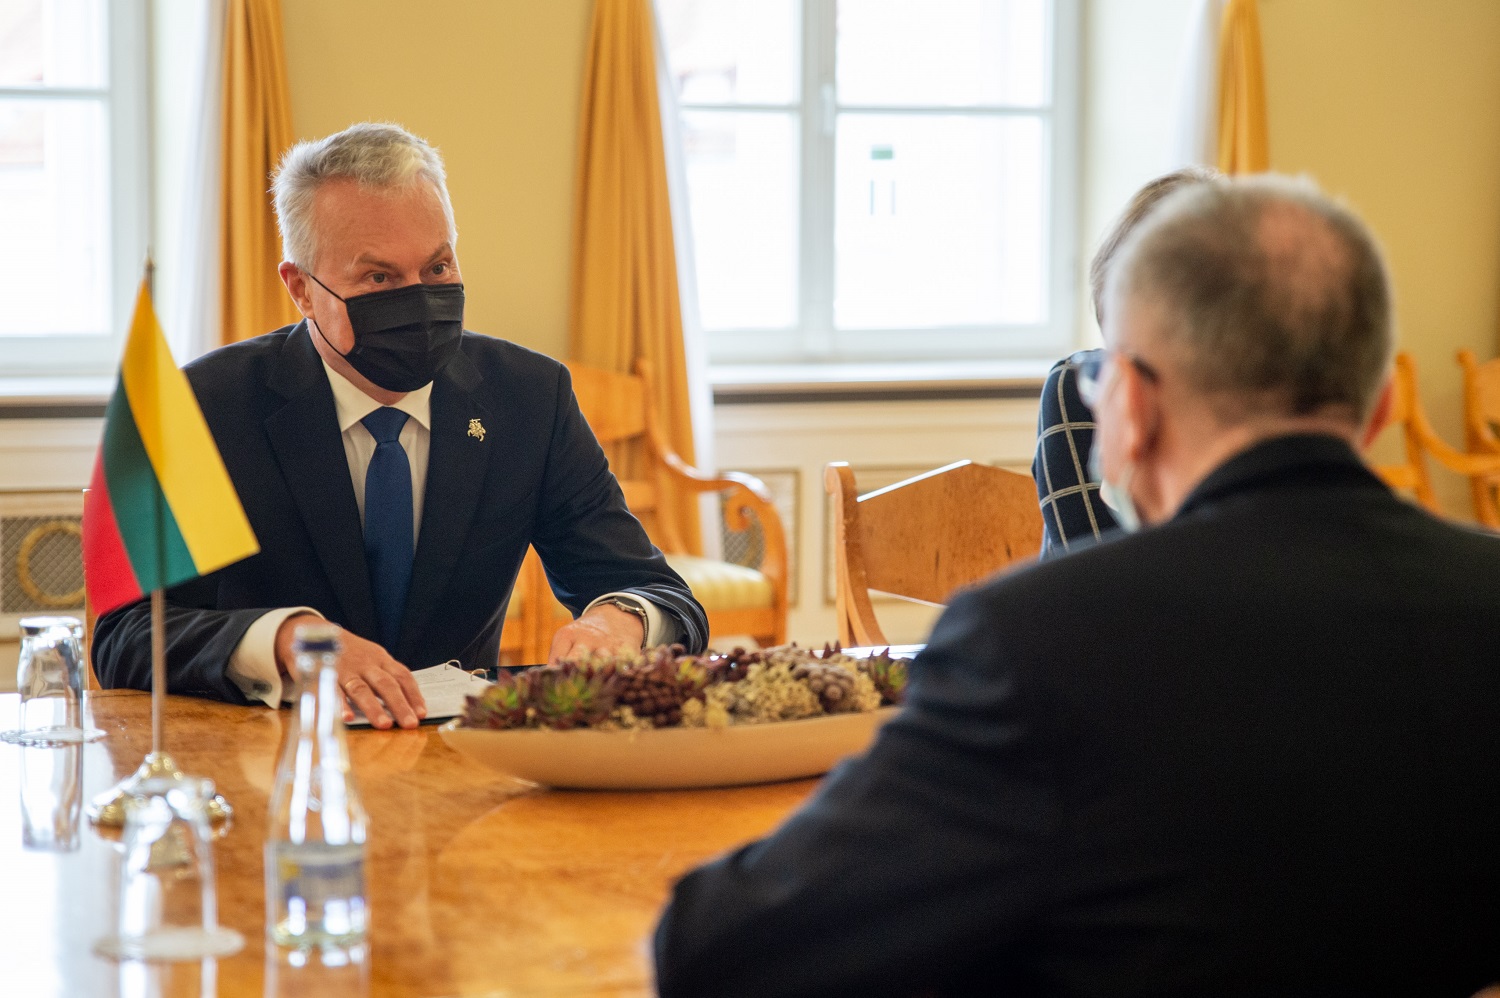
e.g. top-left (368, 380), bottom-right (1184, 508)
top-left (0, 0), bottom-right (150, 379)
top-left (681, 0), bottom-right (1079, 371)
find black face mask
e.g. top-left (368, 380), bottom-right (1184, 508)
top-left (305, 273), bottom-right (465, 393)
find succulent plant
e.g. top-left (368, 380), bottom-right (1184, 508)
top-left (527, 662), bottom-right (618, 730)
top-left (790, 661), bottom-right (860, 714)
top-left (616, 645), bottom-right (694, 727)
top-left (462, 670), bottom-right (532, 729)
top-left (462, 642), bottom-right (902, 731)
top-left (858, 649), bottom-right (909, 706)
top-left (675, 651), bottom-right (726, 697)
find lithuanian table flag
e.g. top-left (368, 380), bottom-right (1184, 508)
top-left (82, 277), bottom-right (259, 617)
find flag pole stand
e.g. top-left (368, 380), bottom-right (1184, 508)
top-left (84, 255), bottom-right (236, 828)
top-left (86, 589), bottom-right (234, 827)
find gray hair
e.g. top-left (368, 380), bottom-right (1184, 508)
top-left (271, 122), bottom-right (457, 269)
top-left (1089, 165), bottom-right (1222, 324)
top-left (1105, 174), bottom-right (1393, 423)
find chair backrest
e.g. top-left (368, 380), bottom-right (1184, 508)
top-left (1367, 351), bottom-right (1500, 520)
top-left (826, 460), bottom-right (1043, 647)
top-left (563, 361), bottom-right (674, 546)
top-left (1369, 353), bottom-right (1439, 511)
top-left (1458, 348), bottom-right (1500, 527)
top-left (565, 364), bottom-right (650, 445)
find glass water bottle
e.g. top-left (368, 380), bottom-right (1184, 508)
top-left (265, 623), bottom-right (369, 949)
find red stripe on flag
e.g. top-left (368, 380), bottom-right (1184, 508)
top-left (83, 452), bottom-right (145, 617)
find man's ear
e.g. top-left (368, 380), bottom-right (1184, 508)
top-left (1119, 360), bottom-right (1161, 464)
top-left (1359, 377), bottom-right (1395, 450)
top-left (278, 262), bottom-right (314, 318)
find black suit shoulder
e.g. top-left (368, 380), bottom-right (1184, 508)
top-left (454, 330), bottom-right (565, 380)
top-left (180, 325), bottom-right (302, 429)
top-left (183, 325), bottom-right (297, 383)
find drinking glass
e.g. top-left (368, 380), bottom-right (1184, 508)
top-left (93, 778), bottom-right (245, 962)
top-left (18, 743), bottom-right (82, 851)
top-left (116, 957), bottom-right (219, 998)
top-left (2, 616), bottom-right (103, 746)
top-left (265, 941), bottom-right (371, 997)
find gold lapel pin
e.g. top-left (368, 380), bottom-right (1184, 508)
top-left (467, 418), bottom-right (486, 441)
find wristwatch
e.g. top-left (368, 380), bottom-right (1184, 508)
top-left (598, 596), bottom-right (650, 648)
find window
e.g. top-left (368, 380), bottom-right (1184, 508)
top-left (660, 0), bottom-right (1078, 369)
top-left (0, 0), bottom-right (147, 378)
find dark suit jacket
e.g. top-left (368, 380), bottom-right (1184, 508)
top-left (93, 323), bottom-right (707, 703)
top-left (655, 434), bottom-right (1500, 998)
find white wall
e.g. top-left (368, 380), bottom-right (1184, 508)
top-left (1074, 0), bottom-right (1198, 346)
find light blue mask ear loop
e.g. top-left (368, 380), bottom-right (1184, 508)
top-left (1089, 436), bottom-right (1143, 534)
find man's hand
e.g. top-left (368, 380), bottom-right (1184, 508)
top-left (548, 603), bottom-right (645, 664)
top-left (273, 615), bottom-right (426, 730)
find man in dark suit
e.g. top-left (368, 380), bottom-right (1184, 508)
top-left (653, 176), bottom-right (1500, 996)
top-left (93, 123), bottom-right (706, 728)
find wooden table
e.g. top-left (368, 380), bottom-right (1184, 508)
top-left (0, 691), bottom-right (815, 997)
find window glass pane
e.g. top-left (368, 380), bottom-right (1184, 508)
top-left (837, 0), bottom-right (1048, 107)
top-left (834, 114), bottom-right (1044, 329)
top-left (0, 99), bottom-right (110, 336)
top-left (660, 0), bottom-right (799, 106)
top-left (0, 0), bottom-right (108, 88)
top-left (682, 110), bottom-right (799, 330)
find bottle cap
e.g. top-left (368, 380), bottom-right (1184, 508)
top-left (291, 622), bottom-right (342, 654)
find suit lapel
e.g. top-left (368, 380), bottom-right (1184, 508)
top-left (396, 347), bottom-right (493, 664)
top-left (263, 326), bottom-right (380, 639)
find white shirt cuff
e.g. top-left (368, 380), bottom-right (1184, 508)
top-left (583, 592), bottom-right (680, 648)
top-left (226, 607), bottom-right (323, 707)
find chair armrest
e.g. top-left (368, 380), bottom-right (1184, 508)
top-left (661, 452), bottom-right (787, 563)
top-left (1411, 405), bottom-right (1500, 477)
top-left (629, 359), bottom-right (788, 636)
top-left (657, 447), bottom-right (764, 498)
top-left (652, 442), bottom-right (789, 597)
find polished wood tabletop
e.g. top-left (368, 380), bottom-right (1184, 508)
top-left (0, 691), bottom-right (816, 997)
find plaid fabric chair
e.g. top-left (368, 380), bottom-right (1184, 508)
top-left (1032, 349), bottom-right (1116, 558)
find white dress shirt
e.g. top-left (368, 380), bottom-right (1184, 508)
top-left (226, 360), bottom-right (673, 707)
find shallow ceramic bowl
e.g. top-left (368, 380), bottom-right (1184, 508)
top-left (438, 707), bottom-right (900, 790)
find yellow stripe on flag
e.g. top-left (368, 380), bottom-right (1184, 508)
top-left (119, 279), bottom-right (260, 573)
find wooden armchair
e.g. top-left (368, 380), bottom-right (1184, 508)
top-left (1457, 348), bottom-right (1500, 528)
top-left (1368, 352), bottom-right (1500, 515)
top-left (825, 460), bottom-right (1043, 647)
top-left (524, 360), bottom-right (788, 655)
top-left (498, 548), bottom-right (551, 666)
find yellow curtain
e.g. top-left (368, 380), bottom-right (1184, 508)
top-left (1215, 0), bottom-right (1270, 174)
top-left (568, 0), bottom-right (702, 554)
top-left (220, 0), bottom-right (299, 345)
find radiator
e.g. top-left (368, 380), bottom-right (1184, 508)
top-left (0, 491), bottom-right (86, 635)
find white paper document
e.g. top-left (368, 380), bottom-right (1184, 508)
top-left (346, 661), bottom-right (492, 729)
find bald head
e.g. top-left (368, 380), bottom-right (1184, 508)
top-left (1104, 175), bottom-right (1393, 426)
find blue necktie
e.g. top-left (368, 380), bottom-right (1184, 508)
top-left (362, 407), bottom-right (413, 650)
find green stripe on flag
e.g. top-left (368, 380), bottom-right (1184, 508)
top-left (100, 383), bottom-right (198, 591)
